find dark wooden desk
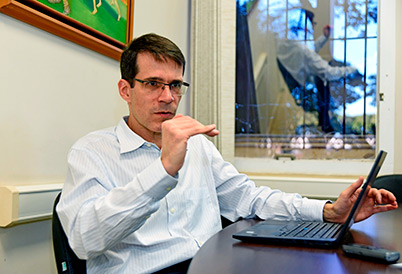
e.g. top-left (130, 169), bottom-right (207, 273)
top-left (188, 206), bottom-right (402, 274)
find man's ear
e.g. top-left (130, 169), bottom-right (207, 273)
top-left (118, 79), bottom-right (132, 103)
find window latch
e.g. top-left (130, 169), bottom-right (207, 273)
top-left (274, 153), bottom-right (296, 160)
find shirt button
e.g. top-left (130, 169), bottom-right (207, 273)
top-left (166, 187), bottom-right (172, 192)
top-left (170, 208), bottom-right (175, 214)
top-left (146, 143), bottom-right (151, 147)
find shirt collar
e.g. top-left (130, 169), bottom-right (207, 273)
top-left (116, 116), bottom-right (149, 154)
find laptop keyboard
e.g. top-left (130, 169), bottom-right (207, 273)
top-left (275, 222), bottom-right (342, 239)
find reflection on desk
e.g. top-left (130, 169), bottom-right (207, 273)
top-left (188, 205), bottom-right (402, 274)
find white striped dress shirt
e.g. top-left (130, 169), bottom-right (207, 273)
top-left (57, 116), bottom-right (327, 273)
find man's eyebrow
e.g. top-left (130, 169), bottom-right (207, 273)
top-left (143, 76), bottom-right (163, 81)
top-left (143, 77), bottom-right (183, 83)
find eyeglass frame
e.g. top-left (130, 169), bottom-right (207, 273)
top-left (133, 78), bottom-right (190, 96)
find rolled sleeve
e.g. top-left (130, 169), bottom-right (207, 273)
top-left (137, 157), bottom-right (178, 201)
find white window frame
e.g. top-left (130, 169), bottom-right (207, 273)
top-left (191, 0), bottom-right (400, 197)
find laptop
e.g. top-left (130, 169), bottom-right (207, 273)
top-left (232, 150), bottom-right (387, 248)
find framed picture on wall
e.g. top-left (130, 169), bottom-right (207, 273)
top-left (0, 0), bottom-right (134, 60)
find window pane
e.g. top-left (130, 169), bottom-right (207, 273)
top-left (333, 1), bottom-right (345, 39)
top-left (269, 0), bottom-right (286, 39)
top-left (346, 1), bottom-right (366, 38)
top-left (235, 0), bottom-right (377, 160)
top-left (344, 39), bottom-right (365, 135)
top-left (366, 38), bottom-right (377, 128)
top-left (333, 40), bottom-right (345, 63)
top-left (287, 9), bottom-right (314, 41)
top-left (367, 0), bottom-right (378, 37)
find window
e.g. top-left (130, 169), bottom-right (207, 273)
top-left (235, 0), bottom-right (378, 161)
top-left (191, 0), bottom-right (398, 178)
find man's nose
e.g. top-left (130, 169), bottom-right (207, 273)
top-left (159, 86), bottom-right (174, 103)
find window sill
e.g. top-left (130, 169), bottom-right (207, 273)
top-left (234, 157), bottom-right (374, 177)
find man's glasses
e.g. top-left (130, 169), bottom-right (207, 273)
top-left (134, 78), bottom-right (190, 96)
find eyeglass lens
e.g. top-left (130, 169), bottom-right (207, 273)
top-left (137, 79), bottom-right (189, 96)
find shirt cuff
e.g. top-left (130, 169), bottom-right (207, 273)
top-left (300, 198), bottom-right (331, 222)
top-left (137, 157), bottom-right (178, 201)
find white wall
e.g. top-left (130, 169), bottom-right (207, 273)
top-left (394, 0), bottom-right (402, 173)
top-left (0, 16), bottom-right (126, 186)
top-left (377, 0), bottom-right (402, 174)
top-left (0, 0), bottom-right (190, 273)
top-left (133, 0), bottom-right (192, 115)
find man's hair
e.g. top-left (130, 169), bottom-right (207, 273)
top-left (120, 33), bottom-right (186, 87)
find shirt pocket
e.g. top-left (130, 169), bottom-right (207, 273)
top-left (183, 186), bottom-right (221, 239)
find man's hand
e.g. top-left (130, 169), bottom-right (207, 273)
top-left (323, 25), bottom-right (333, 38)
top-left (323, 177), bottom-right (398, 223)
top-left (160, 114), bottom-right (219, 176)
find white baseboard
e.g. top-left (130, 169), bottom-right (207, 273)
top-left (0, 183), bottom-right (63, 227)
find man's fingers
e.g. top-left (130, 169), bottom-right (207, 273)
top-left (183, 122), bottom-right (218, 137)
top-left (343, 177), bottom-right (364, 198)
top-left (201, 124), bottom-right (219, 136)
top-left (167, 115), bottom-right (219, 138)
top-left (376, 191), bottom-right (383, 204)
top-left (376, 189), bottom-right (397, 205)
top-left (373, 203), bottom-right (398, 213)
top-left (205, 129), bottom-right (219, 137)
top-left (368, 187), bottom-right (398, 206)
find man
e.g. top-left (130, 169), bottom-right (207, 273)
top-left (276, 9), bottom-right (358, 132)
top-left (276, 9), bottom-right (357, 88)
top-left (57, 33), bottom-right (397, 274)
top-left (48, 0), bottom-right (70, 15)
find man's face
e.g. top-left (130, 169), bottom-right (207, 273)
top-left (123, 52), bottom-right (183, 140)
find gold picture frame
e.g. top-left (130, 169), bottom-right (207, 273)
top-left (0, 0), bottom-right (134, 60)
